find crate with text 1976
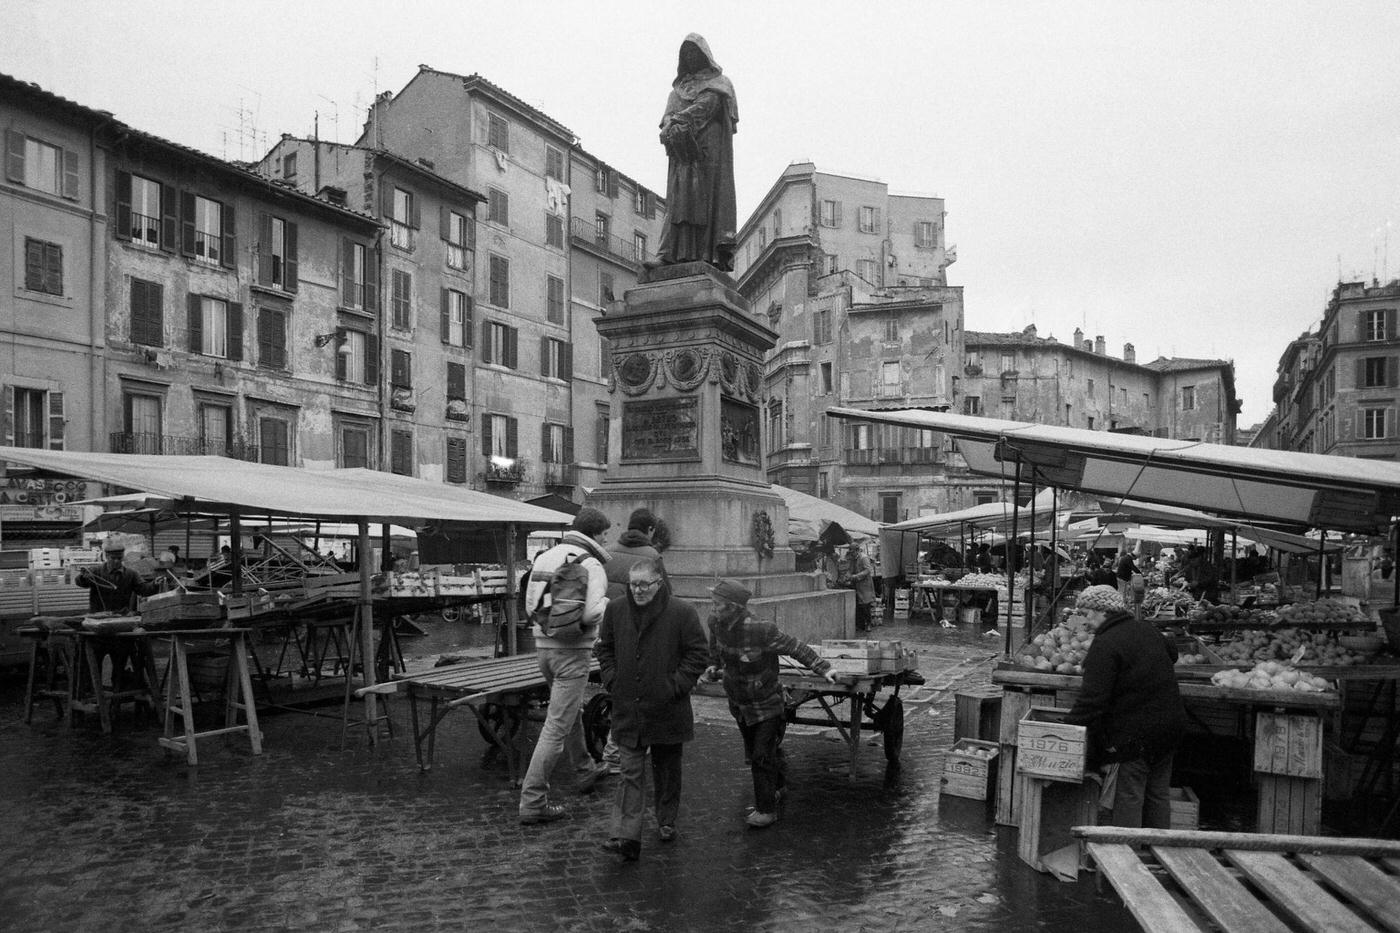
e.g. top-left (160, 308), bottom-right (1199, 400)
top-left (1015, 707), bottom-right (1086, 783)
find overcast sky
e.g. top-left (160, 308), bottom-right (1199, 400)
top-left (9, 0), bottom-right (1400, 426)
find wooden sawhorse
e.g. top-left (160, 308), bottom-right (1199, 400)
top-left (153, 628), bottom-right (263, 765)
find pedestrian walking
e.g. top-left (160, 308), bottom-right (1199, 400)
top-left (704, 579), bottom-right (835, 828)
top-left (846, 544), bottom-right (876, 631)
top-left (1064, 585), bottom-right (1186, 828)
top-left (518, 508), bottom-right (613, 825)
top-left (595, 559), bottom-right (709, 861)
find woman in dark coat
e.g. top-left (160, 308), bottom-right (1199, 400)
top-left (594, 559), bottom-right (709, 860)
top-left (654, 34), bottom-right (738, 271)
top-left (1064, 585), bottom-right (1186, 828)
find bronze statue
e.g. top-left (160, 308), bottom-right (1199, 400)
top-left (653, 34), bottom-right (739, 272)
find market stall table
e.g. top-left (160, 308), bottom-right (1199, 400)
top-left (1075, 826), bottom-right (1400, 932)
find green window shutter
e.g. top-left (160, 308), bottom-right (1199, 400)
top-left (563, 426), bottom-right (574, 464)
top-left (181, 191), bottom-right (196, 256)
top-left (188, 294), bottom-right (203, 353)
top-left (441, 288), bottom-right (451, 344)
top-left (115, 171), bottom-right (132, 241)
top-left (284, 222), bottom-right (298, 291)
top-left (561, 342), bottom-right (572, 381)
top-left (540, 335), bottom-right (550, 377)
top-left (481, 322), bottom-right (493, 364)
top-left (409, 190), bottom-right (421, 229)
top-left (506, 326), bottom-right (518, 369)
top-left (48, 391), bottom-right (65, 449)
top-left (363, 244), bottom-right (379, 313)
top-left (227, 302), bottom-right (244, 361)
top-left (4, 130), bottom-right (24, 183)
top-left (463, 296), bottom-right (474, 348)
top-left (161, 183), bottom-right (178, 252)
top-left (220, 202), bottom-right (237, 270)
top-left (540, 422), bottom-right (551, 460)
top-left (61, 148), bottom-right (78, 200)
top-left (365, 333), bottom-right (380, 385)
top-left (506, 416), bottom-right (518, 458)
top-left (341, 238), bottom-right (355, 305)
top-left (481, 413), bottom-right (493, 457)
top-left (257, 213), bottom-right (273, 285)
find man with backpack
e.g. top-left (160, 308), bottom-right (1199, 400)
top-left (518, 507), bottom-right (613, 825)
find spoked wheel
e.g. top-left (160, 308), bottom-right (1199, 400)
top-left (582, 692), bottom-right (613, 762)
top-left (440, 606), bottom-right (461, 623)
top-left (875, 695), bottom-right (905, 763)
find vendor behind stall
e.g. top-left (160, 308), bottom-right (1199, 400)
top-left (75, 540), bottom-right (158, 613)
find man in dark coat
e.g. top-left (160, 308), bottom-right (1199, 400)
top-left (654, 34), bottom-right (738, 271)
top-left (594, 559), bottom-right (709, 861)
top-left (1064, 585), bottom-right (1186, 828)
top-left (604, 508), bottom-right (670, 600)
top-left (75, 540), bottom-right (157, 612)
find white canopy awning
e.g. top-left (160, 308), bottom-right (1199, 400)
top-left (772, 484), bottom-right (882, 543)
top-left (829, 410), bottom-right (1400, 534)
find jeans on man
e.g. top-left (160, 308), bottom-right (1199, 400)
top-left (519, 647), bottom-right (594, 815)
top-left (611, 741), bottom-right (683, 842)
top-left (1110, 749), bottom-right (1175, 829)
top-left (738, 715), bottom-right (787, 812)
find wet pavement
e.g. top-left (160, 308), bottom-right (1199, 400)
top-left (0, 617), bottom-right (1141, 933)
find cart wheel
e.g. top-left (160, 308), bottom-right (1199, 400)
top-left (582, 692), bottom-right (612, 762)
top-left (476, 702), bottom-right (521, 749)
top-left (440, 606), bottom-right (461, 623)
top-left (877, 695), bottom-right (904, 763)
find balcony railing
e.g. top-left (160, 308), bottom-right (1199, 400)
top-left (483, 460), bottom-right (524, 484)
top-left (389, 220), bottom-right (414, 250)
top-left (128, 211), bottom-right (161, 248)
top-left (904, 446), bottom-right (941, 464)
top-left (876, 383), bottom-right (904, 399)
top-left (543, 462), bottom-right (578, 487)
top-left (570, 216), bottom-right (649, 266)
top-left (193, 229), bottom-right (221, 264)
top-left (110, 432), bottom-right (259, 461)
top-left (845, 448), bottom-right (875, 465)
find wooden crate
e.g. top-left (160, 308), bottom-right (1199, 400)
top-left (996, 687), bottom-right (1060, 826)
top-left (941, 739), bottom-right (999, 800)
top-left (1253, 712), bottom-right (1323, 779)
top-left (954, 690), bottom-right (1002, 742)
top-left (1168, 786), bottom-right (1199, 830)
top-left (1017, 776), bottom-right (1097, 873)
top-left (1016, 707), bottom-right (1087, 783)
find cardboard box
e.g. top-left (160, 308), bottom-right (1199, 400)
top-left (941, 739), bottom-right (1000, 800)
top-left (1016, 707), bottom-right (1087, 783)
top-left (1168, 786), bottom-right (1199, 830)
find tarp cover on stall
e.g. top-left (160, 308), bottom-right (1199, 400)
top-left (829, 410), bottom-right (1400, 534)
top-left (879, 489), bottom-right (1060, 576)
top-left (773, 484), bottom-right (882, 543)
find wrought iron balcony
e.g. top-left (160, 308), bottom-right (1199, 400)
top-left (570, 216), bottom-right (649, 267)
top-left (543, 462), bottom-right (578, 487)
top-left (483, 460), bottom-right (524, 484)
top-left (110, 432), bottom-right (261, 461)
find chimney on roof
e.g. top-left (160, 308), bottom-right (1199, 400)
top-left (1123, 342), bottom-right (1135, 364)
top-left (1095, 335), bottom-right (1106, 355)
top-left (1073, 327), bottom-right (1083, 348)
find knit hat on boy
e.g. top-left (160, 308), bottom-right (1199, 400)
top-left (1075, 584), bottom-right (1126, 614)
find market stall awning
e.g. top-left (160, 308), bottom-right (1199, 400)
top-left (772, 484), bottom-right (882, 543)
top-left (1098, 498), bottom-right (1344, 555)
top-left (0, 449), bottom-right (574, 528)
top-left (829, 410), bottom-right (1400, 534)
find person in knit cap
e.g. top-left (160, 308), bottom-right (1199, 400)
top-left (704, 579), bottom-right (835, 828)
top-left (1064, 585), bottom-right (1186, 828)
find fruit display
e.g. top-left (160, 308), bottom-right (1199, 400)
top-left (1143, 587), bottom-right (1193, 617)
top-left (1186, 603), bottom-right (1278, 627)
top-left (1274, 598), bottom-right (1369, 628)
top-left (1206, 627), bottom-right (1381, 666)
top-left (1175, 650), bottom-right (1210, 665)
top-left (1015, 614), bottom-right (1093, 675)
top-left (956, 572), bottom-right (1010, 589)
top-left (1210, 660), bottom-right (1334, 693)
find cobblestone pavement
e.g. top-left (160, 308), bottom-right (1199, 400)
top-left (0, 619), bottom-right (1138, 933)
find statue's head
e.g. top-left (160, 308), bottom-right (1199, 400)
top-left (677, 34), bottom-right (718, 77)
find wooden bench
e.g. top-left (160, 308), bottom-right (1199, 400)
top-left (388, 653), bottom-right (601, 785)
top-left (1076, 826), bottom-right (1400, 932)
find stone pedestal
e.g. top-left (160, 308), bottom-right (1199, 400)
top-left (589, 263), bottom-right (850, 643)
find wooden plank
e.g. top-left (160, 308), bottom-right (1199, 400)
top-left (996, 688), bottom-right (1033, 826)
top-left (1075, 827), bottom-right (1400, 857)
top-left (1297, 853), bottom-right (1400, 933)
top-left (1226, 850), bottom-right (1375, 933)
top-left (1152, 846), bottom-right (1291, 933)
top-left (1086, 842), bottom-right (1205, 933)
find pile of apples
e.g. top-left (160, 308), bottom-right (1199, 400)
top-left (1210, 627), bottom-right (1376, 666)
top-left (1275, 599), bottom-right (1370, 627)
top-left (1016, 614), bottom-right (1093, 675)
top-left (1210, 660), bottom-right (1334, 693)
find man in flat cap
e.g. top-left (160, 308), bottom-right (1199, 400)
top-left (704, 578), bottom-right (835, 828)
top-left (75, 540), bottom-right (157, 613)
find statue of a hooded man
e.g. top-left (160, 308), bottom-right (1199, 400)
top-left (654, 34), bottom-right (738, 273)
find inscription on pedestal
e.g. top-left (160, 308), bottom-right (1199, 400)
top-left (622, 397), bottom-right (700, 461)
top-left (720, 398), bottom-right (760, 466)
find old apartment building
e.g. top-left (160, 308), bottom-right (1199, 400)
top-left (1263, 279), bottom-right (1400, 460)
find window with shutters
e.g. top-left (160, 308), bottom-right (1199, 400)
top-left (487, 112), bottom-right (509, 153)
top-left (389, 187), bottom-right (414, 249)
top-left (23, 238), bottom-right (63, 296)
top-left (857, 258), bottom-right (878, 284)
top-left (1363, 408), bottom-right (1390, 440)
top-left (542, 337), bottom-right (570, 380)
top-left (879, 361), bottom-right (901, 398)
top-left (190, 296), bottom-right (240, 359)
top-left (1181, 385), bottom-right (1196, 410)
top-left (265, 216), bottom-right (295, 289)
top-left (391, 269), bottom-right (412, 329)
top-left (342, 241), bottom-right (369, 310)
top-left (445, 210), bottom-right (471, 270)
top-left (545, 145), bottom-right (564, 181)
top-left (191, 195), bottom-right (223, 264)
top-left (633, 186), bottom-right (646, 213)
top-left (850, 423), bottom-right (872, 450)
top-left (488, 187), bottom-right (509, 226)
top-left (1362, 357), bottom-right (1396, 388)
top-left (123, 392), bottom-right (162, 452)
top-left (446, 436), bottom-right (468, 484)
top-left (11, 387), bottom-right (50, 448)
top-left (823, 254), bottom-right (838, 275)
top-left (127, 173), bottom-right (163, 247)
top-left (859, 206), bottom-right (878, 234)
top-left (390, 429), bottom-right (413, 475)
top-left (339, 423), bottom-right (371, 469)
top-left (390, 349), bottom-right (412, 389)
top-left (6, 132), bottom-right (78, 199)
top-left (915, 221), bottom-right (936, 248)
top-left (199, 403), bottom-right (231, 455)
top-left (813, 307), bottom-right (832, 345)
top-left (258, 417), bottom-right (291, 466)
top-left (542, 423), bottom-right (569, 463)
top-left (547, 275), bottom-right (565, 324)
top-left (964, 396), bottom-right (982, 415)
top-left (282, 152), bottom-right (297, 179)
top-left (489, 254), bottom-right (509, 308)
top-left (1362, 309), bottom-right (1394, 342)
top-left (130, 278), bottom-right (163, 347)
top-left (336, 328), bottom-right (377, 385)
top-left (443, 288), bottom-right (468, 347)
top-left (819, 200), bottom-right (840, 228)
top-left (257, 308), bottom-right (287, 370)
top-left (884, 315), bottom-right (899, 342)
top-left (595, 212), bottom-right (610, 246)
top-left (596, 166), bottom-right (610, 195)
top-left (633, 231), bottom-right (647, 263)
top-left (545, 213), bottom-right (564, 249)
top-left (599, 271), bottom-right (615, 306)
top-left (483, 413), bottom-right (518, 460)
top-left (483, 321), bottom-right (517, 369)
top-left (447, 361), bottom-right (468, 403)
